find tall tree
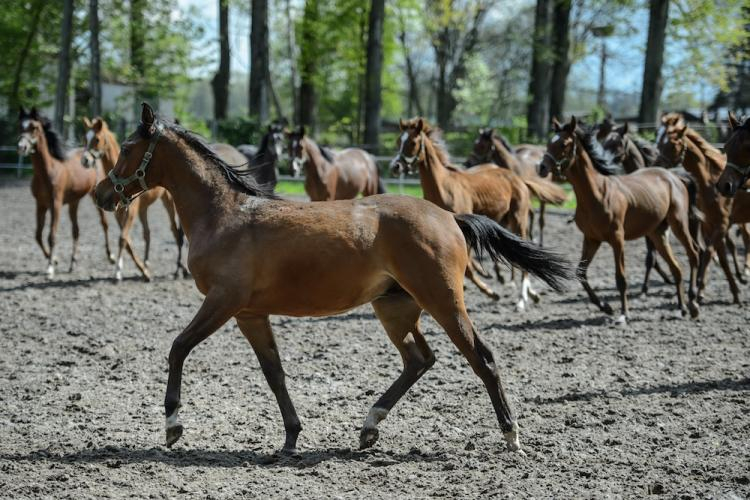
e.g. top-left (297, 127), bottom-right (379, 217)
top-left (211, 0), bottom-right (230, 120)
top-left (130, 0), bottom-right (147, 109)
top-left (8, 1), bottom-right (46, 117)
top-left (549, 0), bottom-right (571, 122)
top-left (54, 0), bottom-right (74, 134)
top-left (363, 0), bottom-right (385, 151)
top-left (298, 0), bottom-right (319, 130)
top-left (285, 0), bottom-right (299, 122)
top-left (250, 0), bottom-right (270, 123)
top-left (527, 0), bottom-right (552, 140)
top-left (89, 0), bottom-right (102, 117)
top-left (639, 0), bottom-right (669, 124)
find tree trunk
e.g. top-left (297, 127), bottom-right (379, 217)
top-left (9, 1), bottom-right (45, 117)
top-left (549, 0), bottom-right (571, 122)
top-left (130, 0), bottom-right (147, 113)
top-left (211, 0), bottom-right (230, 120)
top-left (249, 0), bottom-right (270, 123)
top-left (527, 0), bottom-right (553, 140)
top-left (89, 0), bottom-right (102, 117)
top-left (639, 0), bottom-right (670, 124)
top-left (363, 0), bottom-right (385, 151)
top-left (399, 26), bottom-right (422, 117)
top-left (299, 0), bottom-right (318, 131)
top-left (54, 0), bottom-right (74, 134)
top-left (285, 0), bottom-right (298, 122)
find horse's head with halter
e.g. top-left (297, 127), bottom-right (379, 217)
top-left (95, 103), bottom-right (164, 211)
top-left (81, 117), bottom-right (109, 168)
top-left (17, 106), bottom-right (43, 157)
top-left (390, 117), bottom-right (427, 176)
top-left (717, 111), bottom-right (750, 197)
top-left (656, 112), bottom-right (688, 168)
top-left (464, 127), bottom-right (496, 167)
top-left (538, 116), bottom-right (579, 180)
top-left (285, 125), bottom-right (307, 177)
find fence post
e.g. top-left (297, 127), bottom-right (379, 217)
top-left (16, 154), bottom-right (22, 178)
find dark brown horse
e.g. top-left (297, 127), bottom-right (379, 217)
top-left (540, 116), bottom-right (701, 322)
top-left (94, 103), bottom-right (576, 454)
top-left (236, 122), bottom-right (285, 190)
top-left (17, 107), bottom-right (113, 277)
top-left (465, 128), bottom-right (567, 247)
top-left (658, 113), bottom-right (741, 304)
top-left (287, 126), bottom-right (385, 200)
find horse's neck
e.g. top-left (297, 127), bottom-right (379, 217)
top-left (491, 138), bottom-right (519, 171)
top-left (567, 149), bottom-right (605, 204)
top-left (682, 138), bottom-right (715, 187)
top-left (102, 131), bottom-right (120, 172)
top-left (30, 134), bottom-right (57, 181)
top-left (304, 140), bottom-right (332, 195)
top-left (623, 139), bottom-right (644, 173)
top-left (418, 139), bottom-right (450, 207)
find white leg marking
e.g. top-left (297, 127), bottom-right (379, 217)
top-left (46, 263), bottom-right (55, 279)
top-left (115, 256), bottom-right (123, 281)
top-left (503, 421), bottom-right (523, 453)
top-left (363, 407), bottom-right (389, 429)
top-left (165, 409), bottom-right (181, 430)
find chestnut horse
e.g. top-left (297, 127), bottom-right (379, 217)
top-left (540, 116), bottom-right (701, 322)
top-left (658, 113), bottom-right (742, 304)
top-left (17, 107), bottom-right (113, 277)
top-left (465, 128), bottom-right (568, 246)
top-left (82, 117), bottom-right (187, 280)
top-left (390, 118), bottom-right (548, 310)
top-left (287, 126), bottom-right (385, 200)
top-left (94, 103), bottom-right (576, 454)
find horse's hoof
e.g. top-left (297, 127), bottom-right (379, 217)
top-left (688, 302), bottom-right (700, 319)
top-left (640, 285), bottom-right (648, 296)
top-left (489, 291), bottom-right (500, 301)
top-left (697, 294), bottom-right (705, 305)
top-left (165, 424), bottom-right (183, 448)
top-left (115, 271), bottom-right (123, 282)
top-left (613, 314), bottom-right (628, 325)
top-left (46, 265), bottom-right (55, 279)
top-left (601, 303), bottom-right (614, 315)
top-left (108, 253), bottom-right (116, 264)
top-left (280, 446), bottom-right (298, 456)
top-left (143, 272), bottom-right (152, 283)
top-left (359, 427), bottom-right (379, 450)
top-left (530, 292), bottom-right (541, 304)
top-left (515, 300), bottom-right (526, 312)
top-left (503, 422), bottom-right (523, 453)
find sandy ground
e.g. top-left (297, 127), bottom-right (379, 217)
top-left (0, 178), bottom-right (748, 499)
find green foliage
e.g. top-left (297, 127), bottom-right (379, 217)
top-left (215, 116), bottom-right (265, 145)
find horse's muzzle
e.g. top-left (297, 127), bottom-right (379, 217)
top-left (390, 158), bottom-right (406, 176)
top-left (716, 179), bottom-right (739, 198)
top-left (94, 182), bottom-right (116, 211)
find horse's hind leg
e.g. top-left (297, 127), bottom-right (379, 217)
top-left (236, 313), bottom-right (302, 453)
top-left (138, 204), bottom-right (151, 267)
top-left (538, 202), bottom-right (546, 247)
top-left (46, 199), bottom-right (62, 278)
top-left (465, 263), bottom-right (500, 300)
top-left (578, 237), bottom-right (613, 315)
top-left (360, 293), bottom-right (434, 449)
top-left (34, 203), bottom-right (50, 260)
top-left (714, 234), bottom-right (742, 304)
top-left (739, 224), bottom-right (750, 274)
top-left (725, 232), bottom-right (747, 284)
top-left (611, 234), bottom-right (629, 323)
top-left (161, 194), bottom-right (189, 277)
top-left (92, 193), bottom-right (115, 263)
top-left (648, 230), bottom-right (690, 317)
top-left (68, 201), bottom-right (81, 272)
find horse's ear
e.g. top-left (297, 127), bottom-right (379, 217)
top-left (729, 111), bottom-right (740, 131)
top-left (570, 115), bottom-right (578, 130)
top-left (18, 106), bottom-right (27, 119)
top-left (92, 118), bottom-right (103, 132)
top-left (141, 102), bottom-right (155, 126)
top-left (621, 122), bottom-right (630, 135)
top-left (30, 107), bottom-right (39, 119)
top-left (82, 116), bottom-right (92, 128)
top-left (552, 117), bottom-right (561, 132)
top-left (415, 117), bottom-right (424, 133)
top-left (399, 118), bottom-right (406, 131)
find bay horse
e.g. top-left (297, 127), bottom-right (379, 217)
top-left (17, 107), bottom-right (114, 277)
top-left (286, 126), bottom-right (385, 200)
top-left (94, 103), bottom-right (576, 454)
top-left (540, 116), bottom-right (701, 322)
top-left (82, 117), bottom-right (187, 280)
top-left (465, 128), bottom-right (568, 247)
top-left (236, 122), bottom-right (285, 190)
top-left (390, 118), bottom-right (548, 310)
top-left (658, 113), bottom-right (742, 304)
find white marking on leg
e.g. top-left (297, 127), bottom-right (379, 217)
top-left (516, 275), bottom-right (531, 311)
top-left (46, 263), bottom-right (55, 278)
top-left (165, 409), bottom-right (180, 430)
top-left (363, 407), bottom-right (389, 429)
top-left (115, 256), bottom-right (123, 281)
top-left (503, 421), bottom-right (523, 452)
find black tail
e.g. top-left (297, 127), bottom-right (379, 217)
top-left (454, 214), bottom-right (577, 291)
top-left (377, 177), bottom-right (387, 194)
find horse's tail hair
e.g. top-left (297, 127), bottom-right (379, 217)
top-left (674, 170), bottom-right (705, 224)
top-left (377, 177), bottom-right (387, 194)
top-left (522, 177), bottom-right (567, 205)
top-left (453, 213), bottom-right (577, 291)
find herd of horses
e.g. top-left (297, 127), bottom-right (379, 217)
top-left (13, 102), bottom-right (750, 455)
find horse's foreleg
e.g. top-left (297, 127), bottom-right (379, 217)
top-left (236, 314), bottom-right (302, 453)
top-left (92, 193), bottom-right (115, 263)
top-left (116, 207), bottom-right (150, 281)
top-left (740, 224), bottom-right (750, 274)
top-left (360, 294), bottom-right (433, 450)
top-left (68, 201), bottom-right (81, 272)
top-left (46, 200), bottom-right (62, 278)
top-left (714, 235), bottom-right (742, 305)
top-left (578, 238), bottom-right (612, 315)
top-left (34, 203), bottom-right (50, 260)
top-left (165, 291), bottom-right (240, 448)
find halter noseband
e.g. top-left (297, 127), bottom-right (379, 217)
top-left (396, 132), bottom-right (426, 172)
top-left (726, 160), bottom-right (750, 184)
top-left (108, 121), bottom-right (164, 208)
top-left (543, 137), bottom-right (577, 178)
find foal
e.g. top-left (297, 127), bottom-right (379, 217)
top-left (82, 117), bottom-right (187, 280)
top-left (237, 123), bottom-right (285, 190)
top-left (95, 103), bottom-right (576, 454)
top-left (17, 107), bottom-right (113, 277)
top-left (540, 116), bottom-right (700, 322)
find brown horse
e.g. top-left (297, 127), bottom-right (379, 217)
top-left (286, 126), bottom-right (385, 200)
top-left (465, 128), bottom-right (568, 246)
top-left (658, 113), bottom-right (741, 304)
top-left (94, 103), bottom-right (576, 454)
top-left (540, 116), bottom-right (701, 322)
top-left (390, 118), bottom-right (548, 310)
top-left (17, 107), bottom-right (113, 277)
top-left (82, 117), bottom-right (187, 280)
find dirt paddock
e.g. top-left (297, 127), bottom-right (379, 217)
top-left (0, 179), bottom-right (748, 498)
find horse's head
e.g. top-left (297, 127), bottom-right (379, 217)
top-left (596, 115), bottom-right (616, 143)
top-left (17, 106), bottom-right (43, 157)
top-left (95, 103), bottom-right (165, 211)
top-left (390, 117), bottom-right (428, 175)
top-left (718, 111), bottom-right (750, 197)
top-left (268, 122), bottom-right (286, 159)
top-left (286, 125), bottom-right (306, 177)
top-left (601, 122), bottom-right (631, 165)
top-left (81, 117), bottom-right (109, 168)
top-left (656, 113), bottom-right (688, 167)
top-left (539, 116), bottom-right (578, 179)
top-left (465, 128), bottom-right (495, 167)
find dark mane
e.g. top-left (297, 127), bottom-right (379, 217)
top-left (37, 115), bottom-right (67, 161)
top-left (571, 125), bottom-right (619, 176)
top-left (494, 132), bottom-right (516, 154)
top-left (317, 142), bottom-right (335, 163)
top-left (140, 121), bottom-right (275, 198)
top-left (631, 136), bottom-right (660, 165)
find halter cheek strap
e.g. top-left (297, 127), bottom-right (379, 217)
top-left (543, 139), bottom-right (577, 178)
top-left (398, 133), bottom-right (425, 172)
top-left (108, 122), bottom-right (164, 208)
